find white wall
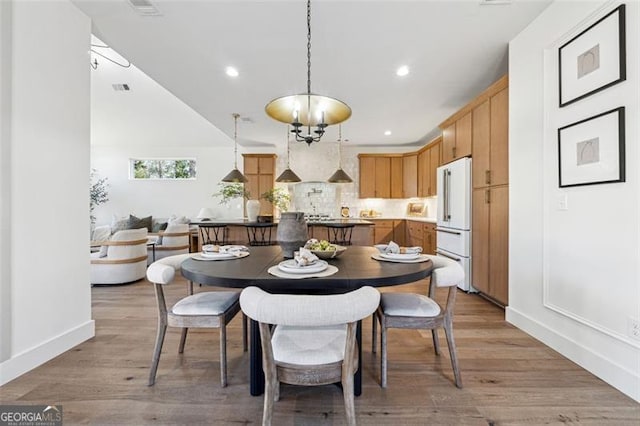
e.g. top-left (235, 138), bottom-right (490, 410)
top-left (0, 0), bottom-right (94, 384)
top-left (508, 0), bottom-right (639, 401)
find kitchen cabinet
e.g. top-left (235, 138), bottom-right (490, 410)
top-left (417, 139), bottom-right (441, 197)
top-left (358, 155), bottom-right (404, 199)
top-left (402, 154), bottom-right (418, 198)
top-left (243, 154), bottom-right (276, 216)
top-left (406, 221), bottom-right (436, 254)
top-left (441, 112), bottom-right (472, 165)
top-left (472, 185), bottom-right (508, 305)
top-left (372, 219), bottom-right (405, 245)
top-left (423, 222), bottom-right (436, 255)
top-left (472, 87), bottom-right (509, 189)
top-left (390, 157), bottom-right (403, 199)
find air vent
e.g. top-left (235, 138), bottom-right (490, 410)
top-left (479, 0), bottom-right (512, 5)
top-left (112, 84), bottom-right (131, 92)
top-left (241, 117), bottom-right (254, 123)
top-left (127, 0), bottom-right (162, 16)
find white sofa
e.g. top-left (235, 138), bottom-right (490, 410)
top-left (90, 228), bottom-right (148, 285)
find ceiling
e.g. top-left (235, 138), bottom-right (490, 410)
top-left (74, 0), bottom-right (551, 147)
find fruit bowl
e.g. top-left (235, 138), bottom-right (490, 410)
top-left (309, 245), bottom-right (347, 259)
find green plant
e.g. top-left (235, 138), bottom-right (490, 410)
top-left (90, 169), bottom-right (109, 224)
top-left (213, 182), bottom-right (250, 205)
top-left (261, 187), bottom-right (291, 212)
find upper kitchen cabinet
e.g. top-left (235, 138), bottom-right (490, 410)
top-left (402, 154), bottom-right (418, 198)
top-left (472, 86), bottom-right (509, 189)
top-left (243, 154), bottom-right (276, 216)
top-left (358, 155), bottom-right (403, 199)
top-left (440, 111), bottom-right (472, 165)
top-left (417, 138), bottom-right (441, 197)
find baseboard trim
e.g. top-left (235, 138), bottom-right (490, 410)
top-left (0, 320), bottom-right (95, 386)
top-left (506, 307), bottom-right (639, 402)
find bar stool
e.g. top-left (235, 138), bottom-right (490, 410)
top-left (245, 223), bottom-right (277, 246)
top-left (326, 224), bottom-right (354, 246)
top-left (199, 224), bottom-right (228, 246)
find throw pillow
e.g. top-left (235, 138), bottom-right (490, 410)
top-left (168, 215), bottom-right (190, 225)
top-left (127, 215), bottom-right (153, 232)
top-left (152, 221), bottom-right (168, 233)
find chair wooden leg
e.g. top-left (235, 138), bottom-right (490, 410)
top-left (178, 328), bottom-right (188, 353)
top-left (432, 329), bottom-right (441, 355)
top-left (341, 365), bottom-right (356, 426)
top-left (371, 314), bottom-right (377, 354)
top-left (242, 313), bottom-right (248, 352)
top-left (263, 379), bottom-right (275, 426)
top-left (380, 321), bottom-right (388, 388)
top-left (148, 323), bottom-right (167, 386)
top-left (220, 324), bottom-right (228, 387)
top-left (443, 319), bottom-right (462, 389)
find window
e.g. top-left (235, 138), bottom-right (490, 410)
top-left (130, 159), bottom-right (196, 180)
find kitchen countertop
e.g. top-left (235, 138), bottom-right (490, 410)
top-left (361, 216), bottom-right (437, 224)
top-left (191, 218), bottom-right (376, 226)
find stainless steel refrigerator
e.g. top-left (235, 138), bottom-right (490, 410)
top-left (436, 157), bottom-right (475, 292)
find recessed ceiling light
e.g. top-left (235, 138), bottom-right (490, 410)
top-left (396, 65), bottom-right (409, 77)
top-left (384, 130), bottom-right (392, 136)
top-left (225, 66), bottom-right (239, 77)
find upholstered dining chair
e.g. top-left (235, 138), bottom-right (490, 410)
top-left (240, 286), bottom-right (380, 426)
top-left (372, 255), bottom-right (464, 388)
top-left (90, 228), bottom-right (148, 285)
top-left (146, 254), bottom-right (247, 387)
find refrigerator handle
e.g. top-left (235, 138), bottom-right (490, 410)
top-left (442, 169), bottom-right (448, 221)
top-left (436, 249), bottom-right (461, 262)
top-left (435, 228), bottom-right (461, 235)
top-left (445, 169), bottom-right (451, 221)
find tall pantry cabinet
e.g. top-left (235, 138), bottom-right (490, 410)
top-left (470, 82), bottom-right (509, 306)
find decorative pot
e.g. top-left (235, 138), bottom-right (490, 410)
top-left (276, 211), bottom-right (308, 258)
top-left (246, 199), bottom-right (260, 222)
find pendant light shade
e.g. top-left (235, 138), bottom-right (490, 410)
top-left (222, 113), bottom-right (248, 183)
top-left (276, 126), bottom-right (302, 183)
top-left (328, 124), bottom-right (353, 183)
top-left (327, 168), bottom-right (352, 183)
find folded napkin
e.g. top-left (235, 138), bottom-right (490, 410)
top-left (295, 247), bottom-right (319, 266)
top-left (385, 241), bottom-right (423, 254)
top-left (220, 245), bottom-right (249, 253)
top-left (202, 244), bottom-right (220, 253)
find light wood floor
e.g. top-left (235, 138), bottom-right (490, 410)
top-left (2, 277), bottom-right (638, 425)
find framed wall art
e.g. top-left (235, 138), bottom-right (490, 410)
top-left (558, 107), bottom-right (625, 188)
top-left (558, 4), bottom-right (626, 107)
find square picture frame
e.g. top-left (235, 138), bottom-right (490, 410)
top-left (558, 107), bottom-right (625, 188)
top-left (558, 4), bottom-right (626, 107)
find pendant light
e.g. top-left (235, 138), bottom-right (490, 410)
top-left (276, 126), bottom-right (302, 182)
top-left (265, 0), bottom-right (351, 146)
top-left (221, 113), bottom-right (248, 183)
top-left (328, 124), bottom-right (353, 183)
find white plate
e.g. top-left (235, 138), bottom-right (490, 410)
top-left (193, 252), bottom-right (249, 261)
top-left (278, 259), bottom-right (328, 274)
top-left (380, 252), bottom-right (421, 260)
top-left (201, 251), bottom-right (237, 259)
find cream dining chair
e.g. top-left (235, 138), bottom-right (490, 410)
top-left (146, 254), bottom-right (247, 387)
top-left (372, 255), bottom-right (464, 388)
top-left (240, 286), bottom-right (380, 426)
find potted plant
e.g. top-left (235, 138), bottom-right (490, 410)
top-left (90, 170), bottom-right (109, 226)
top-left (261, 187), bottom-right (291, 215)
top-left (213, 182), bottom-right (250, 205)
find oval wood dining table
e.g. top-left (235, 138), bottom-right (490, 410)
top-left (181, 245), bottom-right (433, 396)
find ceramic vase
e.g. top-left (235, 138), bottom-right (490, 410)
top-left (246, 199), bottom-right (260, 222)
top-left (276, 211), bottom-right (308, 258)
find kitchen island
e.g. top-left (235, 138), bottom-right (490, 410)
top-left (191, 218), bottom-right (375, 248)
